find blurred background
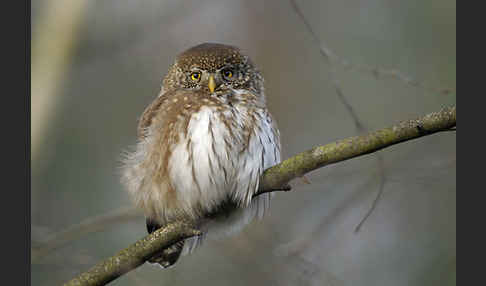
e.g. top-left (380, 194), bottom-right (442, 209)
top-left (31, 0), bottom-right (456, 285)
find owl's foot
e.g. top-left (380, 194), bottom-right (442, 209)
top-left (147, 240), bottom-right (185, 269)
top-left (146, 217), bottom-right (185, 268)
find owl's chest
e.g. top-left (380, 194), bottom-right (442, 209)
top-left (167, 104), bottom-right (279, 209)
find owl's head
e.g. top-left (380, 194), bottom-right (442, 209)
top-left (163, 43), bottom-right (263, 96)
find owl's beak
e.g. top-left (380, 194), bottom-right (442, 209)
top-left (208, 75), bottom-right (216, 93)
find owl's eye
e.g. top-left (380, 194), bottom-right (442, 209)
top-left (221, 68), bottom-right (234, 80)
top-left (190, 71), bottom-right (201, 82)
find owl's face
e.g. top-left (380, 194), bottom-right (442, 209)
top-left (163, 43), bottom-right (264, 97)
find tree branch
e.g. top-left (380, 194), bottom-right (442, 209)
top-left (257, 106), bottom-right (456, 194)
top-left (32, 206), bottom-right (141, 263)
top-left (63, 106), bottom-right (456, 286)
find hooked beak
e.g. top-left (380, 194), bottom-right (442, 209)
top-left (208, 75), bottom-right (216, 93)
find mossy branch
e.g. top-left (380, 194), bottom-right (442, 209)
top-left (257, 106), bottom-right (456, 193)
top-left (64, 106), bottom-right (456, 286)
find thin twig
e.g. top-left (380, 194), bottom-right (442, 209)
top-left (288, 0), bottom-right (454, 96)
top-left (32, 206), bottom-right (142, 263)
top-left (290, 0), bottom-right (387, 232)
top-left (63, 221), bottom-right (201, 286)
top-left (354, 155), bottom-right (386, 233)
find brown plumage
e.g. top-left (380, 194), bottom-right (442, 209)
top-left (122, 43), bottom-right (281, 268)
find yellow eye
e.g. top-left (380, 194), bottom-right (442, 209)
top-left (222, 69), bottom-right (233, 79)
top-left (191, 72), bottom-right (201, 82)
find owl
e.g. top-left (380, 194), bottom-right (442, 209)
top-left (122, 43), bottom-right (281, 268)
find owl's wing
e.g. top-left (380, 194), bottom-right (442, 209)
top-left (137, 90), bottom-right (172, 139)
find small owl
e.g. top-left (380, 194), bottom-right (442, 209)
top-left (122, 43), bottom-right (281, 268)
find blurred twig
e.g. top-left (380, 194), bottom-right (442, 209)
top-left (290, 0), bottom-right (388, 231)
top-left (64, 221), bottom-right (201, 286)
top-left (288, 0), bottom-right (454, 96)
top-left (32, 206), bottom-right (142, 263)
top-left (354, 155), bottom-right (386, 232)
top-left (64, 106), bottom-right (455, 286)
top-left (289, 0), bottom-right (455, 231)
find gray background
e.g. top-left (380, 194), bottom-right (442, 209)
top-left (31, 0), bottom-right (456, 285)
